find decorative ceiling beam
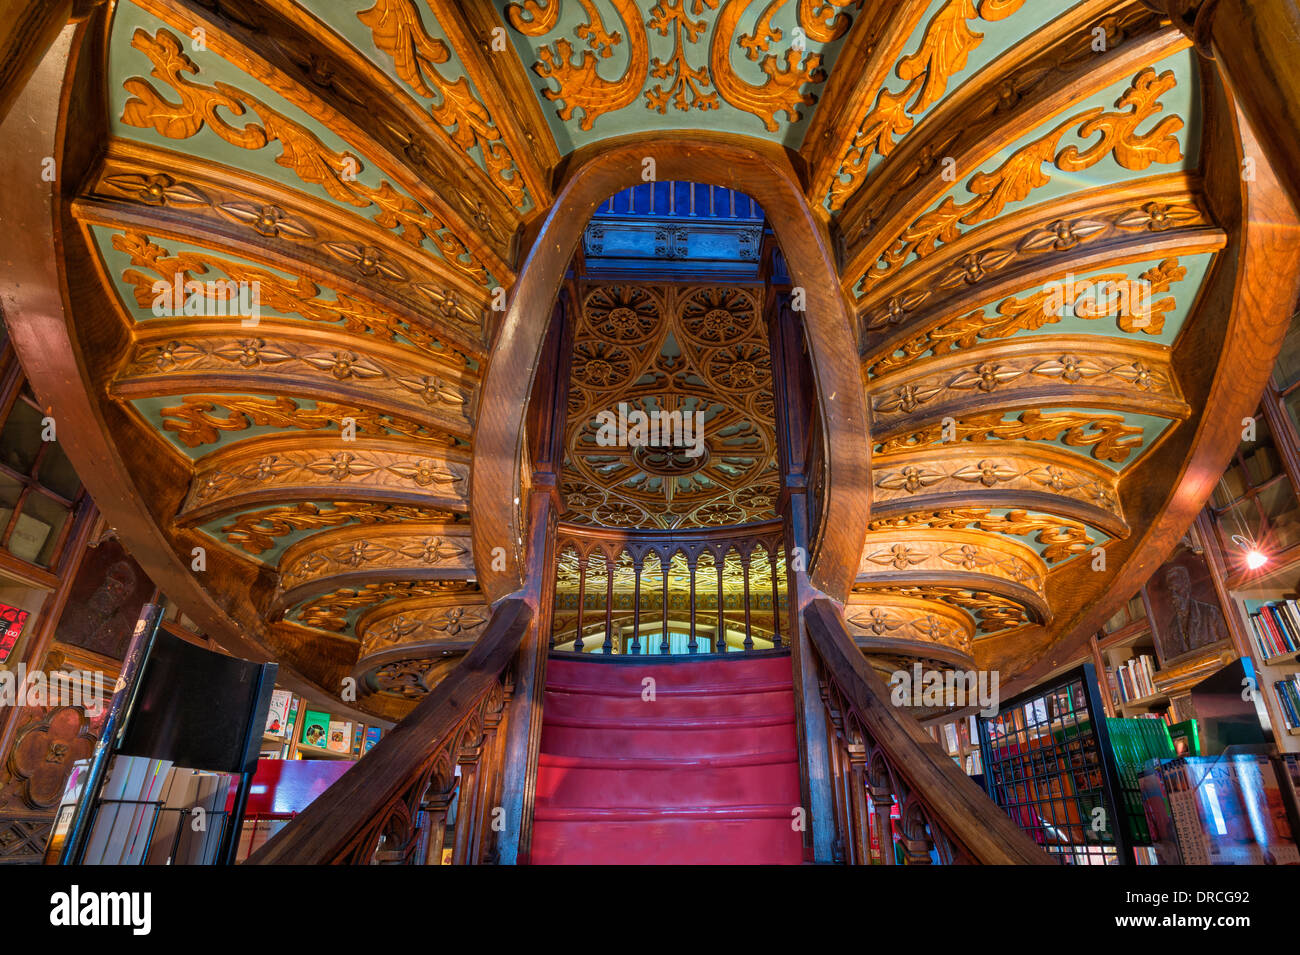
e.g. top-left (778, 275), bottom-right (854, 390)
top-left (273, 522), bottom-right (474, 613)
top-left (289, 578), bottom-right (478, 633)
top-left (856, 174), bottom-right (1218, 346)
top-left (872, 443), bottom-right (1127, 537)
top-left (852, 583), bottom-right (1033, 636)
top-left (85, 140), bottom-right (493, 351)
top-left (178, 434), bottom-right (471, 525)
top-left (212, 500), bottom-right (463, 561)
top-left (355, 593), bottom-right (492, 660)
top-left (116, 9), bottom-right (513, 281)
top-left (856, 527), bottom-right (1049, 621)
top-left (868, 337), bottom-right (1187, 445)
top-left (434, 0), bottom-right (560, 210)
top-left (843, 591), bottom-right (977, 658)
top-left (801, 0), bottom-right (918, 206)
top-left (119, 393), bottom-right (466, 461)
top-left (112, 322), bottom-right (476, 439)
top-left (867, 507), bottom-right (1098, 568)
top-left (838, 18), bottom-right (1185, 290)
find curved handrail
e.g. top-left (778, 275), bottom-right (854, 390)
top-left (247, 598), bottom-right (533, 865)
top-left (802, 598), bottom-right (1053, 865)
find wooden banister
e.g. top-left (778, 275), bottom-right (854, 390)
top-left (247, 598), bottom-right (534, 865)
top-left (802, 598), bottom-right (1053, 865)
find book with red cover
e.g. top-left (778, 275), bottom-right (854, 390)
top-left (0, 603), bottom-right (29, 663)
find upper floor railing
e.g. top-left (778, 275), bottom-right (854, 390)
top-left (551, 520), bottom-right (788, 655)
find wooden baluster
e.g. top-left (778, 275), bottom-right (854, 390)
top-left (769, 546), bottom-right (782, 649)
top-left (602, 553), bottom-right (614, 654)
top-left (868, 771), bottom-right (896, 866)
top-left (473, 717), bottom-right (503, 863)
top-left (845, 739), bottom-right (871, 866)
top-left (660, 555), bottom-right (670, 654)
top-left (631, 558), bottom-right (642, 655)
top-left (573, 556), bottom-right (587, 653)
top-left (822, 688), bottom-right (850, 863)
top-left (476, 684), bottom-right (512, 863)
top-left (742, 551), bottom-right (753, 650)
top-left (451, 748), bottom-right (482, 866)
top-left (716, 551), bottom-right (726, 652)
top-left (418, 784), bottom-right (455, 865)
top-left (687, 554), bottom-right (698, 654)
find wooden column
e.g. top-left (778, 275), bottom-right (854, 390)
top-left (742, 552), bottom-right (754, 650)
top-left (716, 552), bottom-right (726, 652)
top-left (602, 554), bottom-right (614, 654)
top-left (631, 559), bottom-right (642, 655)
top-left (574, 557), bottom-right (587, 653)
top-left (660, 557), bottom-right (670, 654)
top-left (688, 554), bottom-right (698, 653)
top-left (769, 295), bottom-right (837, 862)
top-left (496, 290), bottom-right (573, 866)
top-left (770, 547), bottom-right (783, 649)
top-left (846, 748), bottom-right (871, 865)
top-left (870, 783), bottom-right (896, 866)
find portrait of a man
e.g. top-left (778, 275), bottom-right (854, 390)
top-left (53, 539), bottom-right (154, 661)
top-left (1147, 550), bottom-right (1231, 666)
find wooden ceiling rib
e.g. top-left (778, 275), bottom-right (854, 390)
top-left (1, 0), bottom-right (1294, 715)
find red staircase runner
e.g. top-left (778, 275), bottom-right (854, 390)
top-left (529, 653), bottom-right (805, 864)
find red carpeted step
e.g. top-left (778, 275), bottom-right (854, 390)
top-left (529, 653), bottom-right (806, 865)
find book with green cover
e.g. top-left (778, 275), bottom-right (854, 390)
top-left (299, 708), bottom-right (330, 749)
top-left (1168, 719), bottom-right (1200, 756)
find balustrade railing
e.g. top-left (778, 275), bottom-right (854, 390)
top-left (801, 598), bottom-right (1053, 865)
top-left (550, 521), bottom-right (788, 655)
top-left (246, 599), bottom-right (532, 865)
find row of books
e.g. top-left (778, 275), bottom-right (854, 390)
top-left (1274, 674), bottom-right (1300, 731)
top-left (1247, 601), bottom-right (1300, 659)
top-left (1139, 755), bottom-right (1300, 865)
top-left (47, 756), bottom-right (236, 865)
top-left (934, 716), bottom-right (983, 776)
top-left (1106, 717), bottom-right (1177, 846)
top-left (263, 688), bottom-right (383, 759)
top-left (1114, 654), bottom-right (1159, 703)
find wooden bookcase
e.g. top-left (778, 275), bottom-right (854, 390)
top-left (926, 713), bottom-right (983, 777)
top-left (1085, 313), bottom-right (1300, 754)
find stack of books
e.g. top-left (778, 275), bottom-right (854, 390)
top-left (54, 756), bottom-right (237, 865)
top-left (1106, 717), bottom-right (1175, 847)
top-left (1273, 674), bottom-right (1300, 731)
top-left (1116, 654), bottom-right (1159, 703)
top-left (1248, 601), bottom-right (1300, 659)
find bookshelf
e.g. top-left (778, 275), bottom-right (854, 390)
top-left (925, 713), bottom-right (983, 777)
top-left (1198, 315), bottom-right (1300, 754)
top-left (258, 686), bottom-right (382, 763)
top-left (1082, 311), bottom-right (1300, 754)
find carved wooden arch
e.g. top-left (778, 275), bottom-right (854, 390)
top-left (472, 133), bottom-right (869, 604)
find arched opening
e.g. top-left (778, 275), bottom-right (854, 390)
top-left (471, 137), bottom-right (868, 608)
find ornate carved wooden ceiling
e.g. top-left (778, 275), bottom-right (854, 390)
top-left (7, 0), bottom-right (1296, 716)
top-left (562, 282), bottom-right (778, 529)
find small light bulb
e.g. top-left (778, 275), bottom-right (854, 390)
top-left (1246, 550), bottom-right (1267, 570)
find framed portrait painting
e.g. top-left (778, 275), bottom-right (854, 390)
top-left (1145, 546), bottom-right (1232, 668)
top-left (52, 538), bottom-right (154, 661)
